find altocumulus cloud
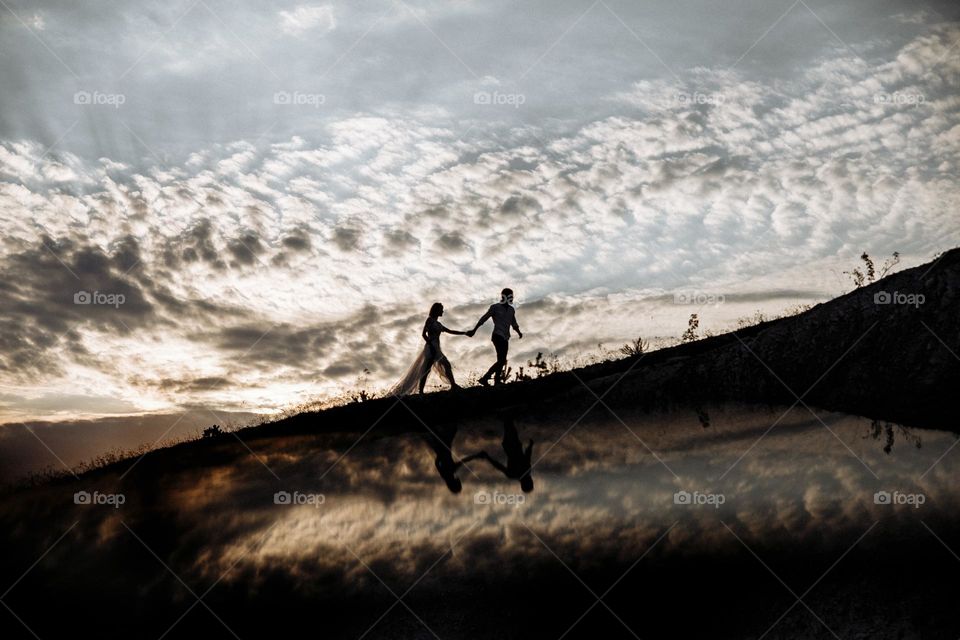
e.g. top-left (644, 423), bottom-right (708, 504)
top-left (0, 9), bottom-right (958, 420)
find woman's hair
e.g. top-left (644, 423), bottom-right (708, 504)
top-left (429, 302), bottom-right (443, 317)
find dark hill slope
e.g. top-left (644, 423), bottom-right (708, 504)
top-left (233, 247), bottom-right (958, 443)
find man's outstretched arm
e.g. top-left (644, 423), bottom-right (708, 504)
top-left (475, 451), bottom-right (509, 476)
top-left (472, 308), bottom-right (492, 333)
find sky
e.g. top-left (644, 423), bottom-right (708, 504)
top-left (1, 0), bottom-right (959, 431)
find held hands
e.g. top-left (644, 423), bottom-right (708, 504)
top-left (466, 329), bottom-right (476, 337)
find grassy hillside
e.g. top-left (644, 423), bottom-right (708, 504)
top-left (238, 246), bottom-right (959, 443)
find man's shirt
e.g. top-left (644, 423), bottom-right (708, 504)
top-left (480, 303), bottom-right (520, 339)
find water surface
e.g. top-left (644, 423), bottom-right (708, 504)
top-left (2, 404), bottom-right (958, 639)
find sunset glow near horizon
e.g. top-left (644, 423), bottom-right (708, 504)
top-left (1, 0), bottom-right (959, 424)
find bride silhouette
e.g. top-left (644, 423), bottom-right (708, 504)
top-left (391, 302), bottom-right (471, 395)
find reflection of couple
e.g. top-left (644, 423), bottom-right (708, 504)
top-left (426, 418), bottom-right (534, 494)
top-left (392, 288), bottom-right (523, 396)
top-left (476, 417), bottom-right (534, 492)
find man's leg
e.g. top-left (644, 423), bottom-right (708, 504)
top-left (480, 336), bottom-right (508, 385)
top-left (492, 335), bottom-right (509, 384)
top-left (480, 360), bottom-right (498, 384)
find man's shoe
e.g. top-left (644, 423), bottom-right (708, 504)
top-left (478, 376), bottom-right (491, 387)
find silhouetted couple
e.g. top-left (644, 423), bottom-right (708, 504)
top-left (391, 288), bottom-right (523, 395)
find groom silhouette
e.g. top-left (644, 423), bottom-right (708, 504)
top-left (469, 288), bottom-right (522, 386)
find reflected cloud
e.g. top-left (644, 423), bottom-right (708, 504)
top-left (66, 406), bottom-right (948, 588)
top-left (1, 405), bottom-right (958, 637)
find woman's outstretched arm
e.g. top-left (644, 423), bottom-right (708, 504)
top-left (439, 322), bottom-right (468, 336)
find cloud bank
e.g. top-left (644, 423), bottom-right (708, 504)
top-left (0, 2), bottom-right (957, 420)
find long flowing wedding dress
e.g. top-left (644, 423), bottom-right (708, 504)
top-left (390, 317), bottom-right (454, 396)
